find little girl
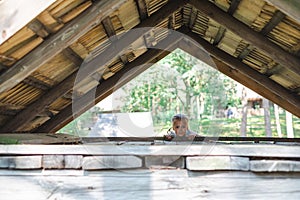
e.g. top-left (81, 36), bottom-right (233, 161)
top-left (165, 114), bottom-right (197, 140)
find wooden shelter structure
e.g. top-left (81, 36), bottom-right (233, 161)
top-left (1, 0), bottom-right (300, 198)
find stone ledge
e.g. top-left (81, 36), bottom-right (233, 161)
top-left (0, 156), bottom-right (42, 169)
top-left (145, 156), bottom-right (185, 168)
top-left (250, 160), bottom-right (300, 172)
top-left (186, 156), bottom-right (249, 171)
top-left (82, 156), bottom-right (142, 170)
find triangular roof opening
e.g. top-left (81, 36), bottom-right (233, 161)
top-left (59, 48), bottom-right (300, 138)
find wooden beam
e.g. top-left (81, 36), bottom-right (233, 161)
top-left (0, 0), bottom-right (128, 95)
top-left (265, 0), bottom-right (300, 23)
top-left (75, 0), bottom-right (187, 86)
top-left (135, 0), bottom-right (148, 20)
top-left (22, 76), bottom-right (51, 91)
top-left (213, 26), bottom-right (226, 46)
top-left (227, 0), bottom-right (241, 15)
top-left (27, 19), bottom-right (49, 38)
top-left (62, 47), bottom-right (84, 67)
top-left (189, 0), bottom-right (300, 76)
top-left (237, 45), bottom-right (255, 60)
top-left (178, 27), bottom-right (300, 117)
top-left (34, 34), bottom-right (180, 133)
top-left (261, 10), bottom-right (286, 35)
top-left (102, 17), bottom-right (117, 40)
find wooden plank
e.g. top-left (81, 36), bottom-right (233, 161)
top-left (265, 0), bottom-right (300, 23)
top-left (0, 144), bottom-right (300, 158)
top-left (190, 0), bottom-right (300, 76)
top-left (178, 27), bottom-right (300, 118)
top-left (0, 0), bottom-right (128, 95)
top-left (213, 26), bottom-right (226, 45)
top-left (1, 171), bottom-right (300, 199)
top-left (0, 133), bottom-right (80, 144)
top-left (35, 33), bottom-right (179, 133)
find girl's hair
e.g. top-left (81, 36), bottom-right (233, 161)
top-left (172, 114), bottom-right (189, 122)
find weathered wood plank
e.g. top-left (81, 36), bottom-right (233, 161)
top-left (0, 0), bottom-right (128, 95)
top-left (0, 133), bottom-right (80, 144)
top-left (0, 171), bottom-right (300, 199)
top-left (0, 144), bottom-right (300, 158)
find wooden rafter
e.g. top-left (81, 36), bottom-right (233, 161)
top-left (0, 0), bottom-right (186, 133)
top-left (74, 0), bottom-right (187, 85)
top-left (0, 0), bottom-right (128, 95)
top-left (35, 33), bottom-right (180, 133)
top-left (189, 0), bottom-right (300, 76)
top-left (179, 27), bottom-right (300, 117)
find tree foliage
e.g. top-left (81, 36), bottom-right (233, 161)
top-left (120, 48), bottom-right (239, 126)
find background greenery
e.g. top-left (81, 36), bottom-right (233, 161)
top-left (59, 49), bottom-right (300, 137)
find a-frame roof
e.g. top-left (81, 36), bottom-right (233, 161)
top-left (0, 0), bottom-right (300, 133)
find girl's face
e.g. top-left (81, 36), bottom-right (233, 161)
top-left (173, 119), bottom-right (188, 136)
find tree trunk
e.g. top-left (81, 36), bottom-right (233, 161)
top-left (286, 111), bottom-right (294, 138)
top-left (263, 98), bottom-right (272, 137)
top-left (240, 87), bottom-right (248, 136)
top-left (274, 104), bottom-right (282, 137)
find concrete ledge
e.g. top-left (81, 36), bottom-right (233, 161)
top-left (186, 156), bottom-right (249, 171)
top-left (145, 156), bottom-right (185, 168)
top-left (250, 160), bottom-right (300, 172)
top-left (82, 156), bottom-right (142, 170)
top-left (0, 156), bottom-right (42, 169)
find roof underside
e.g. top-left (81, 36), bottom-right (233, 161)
top-left (0, 0), bottom-right (300, 133)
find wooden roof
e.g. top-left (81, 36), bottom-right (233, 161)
top-left (0, 0), bottom-right (300, 133)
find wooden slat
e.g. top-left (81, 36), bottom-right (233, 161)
top-left (34, 33), bottom-right (180, 133)
top-left (178, 27), bottom-right (300, 117)
top-left (190, 0), bottom-right (300, 76)
top-left (0, 0), bottom-right (128, 95)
